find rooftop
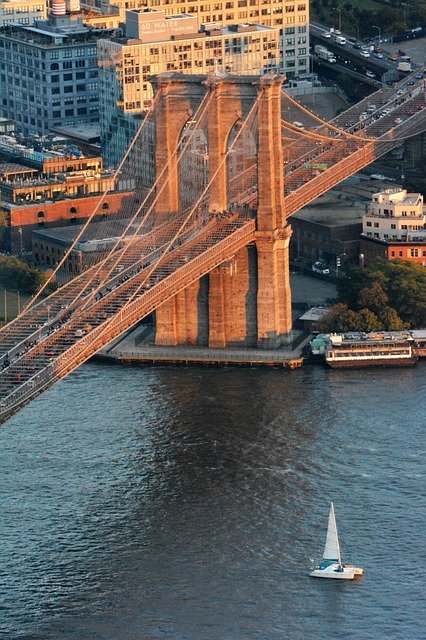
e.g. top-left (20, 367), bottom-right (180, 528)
top-left (299, 306), bottom-right (328, 322)
top-left (33, 218), bottom-right (145, 249)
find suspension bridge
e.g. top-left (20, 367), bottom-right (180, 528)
top-left (0, 71), bottom-right (425, 425)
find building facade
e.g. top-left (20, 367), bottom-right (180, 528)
top-left (361, 188), bottom-right (426, 266)
top-left (0, 151), bottom-right (134, 252)
top-left (0, 0), bottom-right (46, 28)
top-left (84, 0), bottom-right (309, 76)
top-left (98, 10), bottom-right (281, 165)
top-left (0, 16), bottom-right (113, 136)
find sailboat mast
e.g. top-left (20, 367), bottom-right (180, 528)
top-left (323, 501), bottom-right (342, 564)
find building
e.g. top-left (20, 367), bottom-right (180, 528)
top-left (0, 137), bottom-right (134, 252)
top-left (0, 116), bottom-right (14, 134)
top-left (360, 188), bottom-right (426, 266)
top-left (0, 0), bottom-right (46, 28)
top-left (0, 15), bottom-right (115, 136)
top-left (98, 9), bottom-right (281, 165)
top-left (83, 0), bottom-right (309, 77)
top-left (32, 216), bottom-right (143, 276)
top-left (290, 201), bottom-right (364, 268)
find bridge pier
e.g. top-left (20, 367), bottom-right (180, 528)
top-left (152, 73), bottom-right (293, 351)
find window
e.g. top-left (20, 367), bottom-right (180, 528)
top-left (102, 202), bottom-right (109, 210)
top-left (69, 207), bottom-right (77, 214)
top-left (37, 211), bottom-right (44, 218)
top-left (366, 221), bottom-right (372, 227)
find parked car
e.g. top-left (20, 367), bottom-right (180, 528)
top-left (312, 262), bottom-right (330, 275)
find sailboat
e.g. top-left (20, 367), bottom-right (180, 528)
top-left (309, 502), bottom-right (363, 580)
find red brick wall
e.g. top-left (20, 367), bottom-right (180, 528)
top-left (5, 192), bottom-right (133, 252)
top-left (387, 244), bottom-right (426, 265)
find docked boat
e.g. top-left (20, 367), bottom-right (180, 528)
top-left (309, 502), bottom-right (363, 580)
top-left (324, 332), bottom-right (417, 368)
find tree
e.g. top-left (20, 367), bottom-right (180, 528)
top-left (336, 259), bottom-right (426, 329)
top-left (352, 308), bottom-right (383, 332)
top-left (319, 303), bottom-right (359, 333)
top-left (0, 205), bottom-right (7, 246)
top-left (337, 265), bottom-right (371, 308)
top-left (379, 307), bottom-right (409, 331)
top-left (357, 282), bottom-right (388, 314)
top-left (0, 255), bottom-right (46, 294)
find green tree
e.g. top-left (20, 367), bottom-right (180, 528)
top-left (357, 282), bottom-right (388, 314)
top-left (0, 205), bottom-right (7, 245)
top-left (352, 308), bottom-right (383, 332)
top-left (319, 303), bottom-right (359, 333)
top-left (0, 255), bottom-right (46, 294)
top-left (336, 259), bottom-right (426, 329)
top-left (379, 307), bottom-right (409, 331)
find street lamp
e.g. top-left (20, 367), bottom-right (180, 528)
top-left (18, 227), bottom-right (23, 255)
top-left (373, 25), bottom-right (381, 46)
top-left (334, 7), bottom-right (342, 32)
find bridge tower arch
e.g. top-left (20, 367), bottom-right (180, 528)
top-left (153, 73), bottom-right (293, 349)
top-left (151, 74), bottom-right (207, 217)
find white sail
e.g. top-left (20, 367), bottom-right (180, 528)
top-left (323, 502), bottom-right (341, 564)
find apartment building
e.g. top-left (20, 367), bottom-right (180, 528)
top-left (99, 9), bottom-right (281, 165)
top-left (361, 188), bottom-right (426, 266)
top-left (0, 15), bottom-right (114, 136)
top-left (83, 0), bottom-right (309, 76)
top-left (0, 0), bottom-right (46, 27)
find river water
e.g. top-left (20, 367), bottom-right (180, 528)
top-left (1, 361), bottom-right (424, 640)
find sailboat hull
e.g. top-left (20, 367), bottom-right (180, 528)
top-left (309, 564), bottom-right (355, 580)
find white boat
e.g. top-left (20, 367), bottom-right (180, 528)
top-left (309, 502), bottom-right (363, 580)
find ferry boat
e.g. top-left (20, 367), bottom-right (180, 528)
top-left (411, 330), bottom-right (426, 358)
top-left (324, 332), bottom-right (417, 368)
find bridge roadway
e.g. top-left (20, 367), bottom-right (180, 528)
top-left (236, 79), bottom-right (425, 210)
top-left (311, 55), bottom-right (381, 88)
top-left (310, 22), bottom-right (394, 74)
top-left (0, 78), bottom-right (425, 423)
top-left (0, 213), bottom-right (256, 424)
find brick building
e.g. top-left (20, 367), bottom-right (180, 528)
top-left (0, 146), bottom-right (134, 252)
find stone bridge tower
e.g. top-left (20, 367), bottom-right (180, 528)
top-left (151, 73), bottom-right (292, 349)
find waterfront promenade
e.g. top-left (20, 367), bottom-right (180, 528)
top-left (98, 328), bottom-right (311, 368)
top-left (97, 273), bottom-right (336, 368)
